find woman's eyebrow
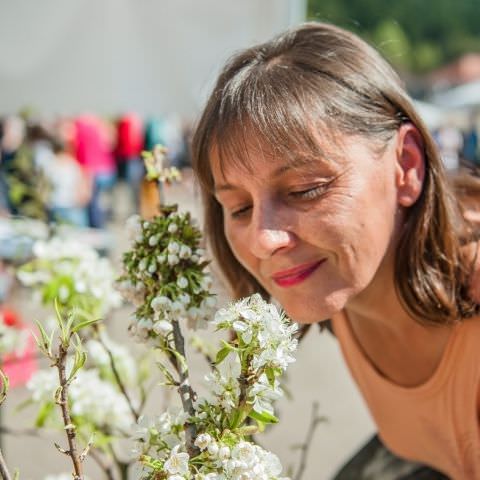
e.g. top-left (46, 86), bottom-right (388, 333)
top-left (214, 163), bottom-right (292, 193)
top-left (214, 157), bottom-right (331, 193)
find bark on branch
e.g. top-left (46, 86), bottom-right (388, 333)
top-left (55, 343), bottom-right (84, 479)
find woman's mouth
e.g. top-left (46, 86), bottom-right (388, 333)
top-left (271, 260), bottom-right (325, 287)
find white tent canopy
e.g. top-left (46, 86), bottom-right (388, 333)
top-left (430, 80), bottom-right (480, 110)
top-left (412, 99), bottom-right (446, 130)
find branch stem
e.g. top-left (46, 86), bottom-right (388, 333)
top-left (56, 343), bottom-right (84, 479)
top-left (97, 334), bottom-right (139, 421)
top-left (294, 402), bottom-right (324, 480)
top-left (0, 448), bottom-right (12, 480)
top-left (170, 319), bottom-right (198, 457)
top-left (89, 448), bottom-right (116, 480)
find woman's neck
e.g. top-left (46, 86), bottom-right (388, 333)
top-left (342, 251), bottom-right (454, 387)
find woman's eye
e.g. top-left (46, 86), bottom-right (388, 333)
top-left (230, 205), bottom-right (252, 219)
top-left (290, 184), bottom-right (327, 200)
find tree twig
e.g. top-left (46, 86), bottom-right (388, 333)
top-left (294, 402), bottom-right (325, 480)
top-left (89, 448), bottom-right (116, 480)
top-left (170, 319), bottom-right (198, 457)
top-left (0, 448), bottom-right (12, 480)
top-left (108, 444), bottom-right (129, 480)
top-left (55, 343), bottom-right (84, 479)
top-left (97, 333), bottom-right (140, 421)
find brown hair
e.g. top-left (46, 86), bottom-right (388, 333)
top-left (192, 21), bottom-right (479, 325)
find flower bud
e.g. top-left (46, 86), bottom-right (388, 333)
top-left (148, 261), bottom-right (157, 274)
top-left (168, 223), bottom-right (178, 234)
top-left (153, 320), bottom-right (173, 335)
top-left (168, 254), bottom-right (179, 266)
top-left (148, 234), bottom-right (159, 247)
top-left (167, 241), bottom-right (180, 254)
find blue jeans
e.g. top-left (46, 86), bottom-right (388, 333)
top-left (88, 172), bottom-right (116, 229)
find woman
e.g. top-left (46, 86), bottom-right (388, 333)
top-left (191, 22), bottom-right (480, 479)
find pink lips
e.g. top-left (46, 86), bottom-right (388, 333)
top-left (271, 260), bottom-right (325, 287)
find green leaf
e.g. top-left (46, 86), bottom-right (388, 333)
top-left (71, 317), bottom-right (100, 334)
top-left (156, 362), bottom-right (177, 386)
top-left (67, 348), bottom-right (87, 385)
top-left (34, 320), bottom-right (53, 357)
top-left (215, 346), bottom-right (231, 365)
top-left (248, 409), bottom-right (279, 425)
top-left (265, 367), bottom-right (276, 387)
top-left (235, 425), bottom-right (259, 436)
top-left (35, 401), bottom-right (55, 427)
top-left (54, 298), bottom-right (68, 345)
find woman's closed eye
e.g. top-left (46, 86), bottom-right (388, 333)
top-left (289, 183), bottom-right (329, 200)
top-left (230, 204), bottom-right (252, 219)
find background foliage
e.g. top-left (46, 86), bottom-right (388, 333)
top-left (308, 0), bottom-right (480, 73)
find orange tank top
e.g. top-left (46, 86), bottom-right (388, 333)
top-left (331, 312), bottom-right (480, 479)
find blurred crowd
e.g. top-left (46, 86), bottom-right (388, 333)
top-left (434, 117), bottom-right (479, 172)
top-left (0, 112), bottom-right (193, 229)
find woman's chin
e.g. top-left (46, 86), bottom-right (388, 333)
top-left (280, 292), bottom-right (349, 324)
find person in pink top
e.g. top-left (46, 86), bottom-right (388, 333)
top-left (74, 114), bottom-right (116, 228)
top-left (191, 22), bottom-right (480, 480)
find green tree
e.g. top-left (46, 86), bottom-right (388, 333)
top-left (308, 0), bottom-right (480, 73)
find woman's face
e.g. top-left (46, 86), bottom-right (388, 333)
top-left (211, 131), bottom-right (409, 324)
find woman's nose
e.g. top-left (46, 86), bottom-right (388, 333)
top-left (249, 206), bottom-right (295, 259)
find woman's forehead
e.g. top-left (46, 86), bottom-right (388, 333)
top-left (209, 139), bottom-right (343, 189)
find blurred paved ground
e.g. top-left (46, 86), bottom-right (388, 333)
top-left (2, 176), bottom-right (375, 479)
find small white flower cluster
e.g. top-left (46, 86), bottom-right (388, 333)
top-left (137, 432), bottom-right (289, 480)
top-left (132, 408), bottom-right (188, 459)
top-left (193, 434), bottom-right (289, 480)
top-left (17, 237), bottom-right (122, 316)
top-left (118, 209), bottom-right (216, 345)
top-left (135, 295), bottom-right (295, 480)
top-left (27, 365), bottom-right (135, 434)
top-left (0, 320), bottom-right (29, 356)
top-left (212, 294), bottom-right (298, 372)
top-left (198, 294), bottom-right (298, 417)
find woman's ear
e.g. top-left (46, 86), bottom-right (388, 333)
top-left (395, 124), bottom-right (425, 207)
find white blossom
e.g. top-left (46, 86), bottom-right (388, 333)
top-left (194, 433), bottom-right (213, 451)
top-left (164, 445), bottom-right (190, 475)
top-left (153, 320), bottom-right (173, 335)
top-left (179, 245), bottom-right (192, 259)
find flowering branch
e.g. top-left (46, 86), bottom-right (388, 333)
top-left (32, 303), bottom-right (98, 480)
top-left (53, 329), bottom-right (85, 479)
